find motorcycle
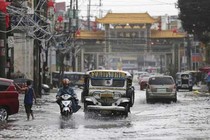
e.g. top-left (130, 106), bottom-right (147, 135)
top-left (59, 94), bottom-right (74, 119)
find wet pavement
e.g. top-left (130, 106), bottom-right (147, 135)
top-left (1, 84), bottom-right (210, 140)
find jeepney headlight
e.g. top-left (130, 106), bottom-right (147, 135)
top-left (92, 91), bottom-right (101, 99)
top-left (113, 92), bottom-right (121, 99)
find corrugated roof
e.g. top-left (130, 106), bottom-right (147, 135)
top-left (96, 12), bottom-right (157, 24)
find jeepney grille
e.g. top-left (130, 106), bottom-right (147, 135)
top-left (98, 97), bottom-right (115, 106)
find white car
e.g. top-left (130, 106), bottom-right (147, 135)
top-left (146, 75), bottom-right (177, 103)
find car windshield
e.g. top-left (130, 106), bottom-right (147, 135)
top-left (149, 77), bottom-right (174, 85)
top-left (91, 78), bottom-right (125, 87)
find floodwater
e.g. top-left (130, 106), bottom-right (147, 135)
top-left (1, 83), bottom-right (210, 140)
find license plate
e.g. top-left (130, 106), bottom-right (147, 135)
top-left (100, 93), bottom-right (113, 98)
top-left (157, 88), bottom-right (166, 92)
top-left (182, 84), bottom-right (188, 88)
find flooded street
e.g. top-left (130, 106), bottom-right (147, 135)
top-left (1, 83), bottom-right (210, 140)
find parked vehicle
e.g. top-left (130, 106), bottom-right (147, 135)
top-left (13, 78), bottom-right (50, 94)
top-left (139, 76), bottom-right (150, 90)
top-left (0, 78), bottom-right (19, 121)
top-left (175, 72), bottom-right (193, 91)
top-left (146, 75), bottom-right (177, 103)
top-left (82, 70), bottom-right (135, 117)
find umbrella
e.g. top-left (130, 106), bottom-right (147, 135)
top-left (199, 66), bottom-right (210, 73)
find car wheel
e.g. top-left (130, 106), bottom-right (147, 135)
top-left (176, 87), bottom-right (179, 91)
top-left (146, 98), bottom-right (151, 103)
top-left (0, 107), bottom-right (8, 121)
top-left (173, 98), bottom-right (177, 102)
top-left (146, 92), bottom-right (151, 103)
top-left (173, 94), bottom-right (177, 102)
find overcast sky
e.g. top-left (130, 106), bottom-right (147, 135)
top-left (55, 0), bottom-right (179, 19)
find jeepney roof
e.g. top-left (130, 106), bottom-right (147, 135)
top-left (86, 69), bottom-right (132, 78)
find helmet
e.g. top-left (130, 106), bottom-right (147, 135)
top-left (62, 78), bottom-right (70, 87)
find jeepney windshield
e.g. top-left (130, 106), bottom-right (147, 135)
top-left (91, 78), bottom-right (125, 87)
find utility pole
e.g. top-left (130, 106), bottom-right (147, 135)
top-left (69, 0), bottom-right (78, 71)
top-left (187, 35), bottom-right (192, 70)
top-left (34, 0), bottom-right (42, 97)
top-left (87, 0), bottom-right (91, 30)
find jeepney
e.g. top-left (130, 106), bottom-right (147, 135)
top-left (175, 72), bottom-right (193, 91)
top-left (82, 70), bottom-right (135, 117)
top-left (52, 71), bottom-right (85, 88)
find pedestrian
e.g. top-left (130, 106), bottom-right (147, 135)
top-left (206, 72), bottom-right (210, 93)
top-left (16, 80), bottom-right (37, 120)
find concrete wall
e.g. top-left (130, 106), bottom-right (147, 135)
top-left (13, 33), bottom-right (34, 79)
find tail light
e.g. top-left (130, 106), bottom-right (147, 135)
top-left (151, 88), bottom-right (157, 92)
top-left (168, 84), bottom-right (176, 92)
top-left (7, 83), bottom-right (16, 91)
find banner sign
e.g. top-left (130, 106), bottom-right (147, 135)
top-left (90, 71), bottom-right (126, 78)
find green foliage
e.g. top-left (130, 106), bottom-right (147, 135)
top-left (177, 0), bottom-right (210, 43)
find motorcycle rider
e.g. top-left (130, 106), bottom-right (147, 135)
top-left (56, 78), bottom-right (81, 113)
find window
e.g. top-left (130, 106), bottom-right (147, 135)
top-left (91, 79), bottom-right (125, 87)
top-left (149, 77), bottom-right (174, 85)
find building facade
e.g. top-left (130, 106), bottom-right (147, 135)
top-left (74, 13), bottom-right (188, 76)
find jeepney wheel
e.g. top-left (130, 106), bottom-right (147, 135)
top-left (123, 104), bottom-right (129, 117)
top-left (84, 102), bottom-right (89, 119)
top-left (81, 91), bottom-right (84, 103)
top-left (84, 101), bottom-right (95, 119)
top-left (84, 101), bottom-right (88, 111)
top-left (127, 88), bottom-right (134, 107)
top-left (129, 92), bottom-right (135, 107)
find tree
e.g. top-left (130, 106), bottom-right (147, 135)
top-left (177, 0), bottom-right (210, 43)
